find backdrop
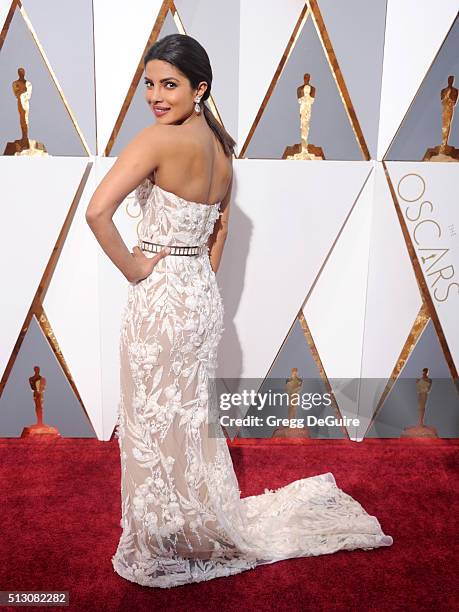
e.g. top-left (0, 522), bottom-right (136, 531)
top-left (0, 0), bottom-right (458, 441)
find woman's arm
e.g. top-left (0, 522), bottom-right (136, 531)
top-left (85, 124), bottom-right (171, 283)
top-left (208, 169), bottom-right (232, 273)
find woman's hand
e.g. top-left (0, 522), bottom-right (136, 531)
top-left (128, 245), bottom-right (170, 283)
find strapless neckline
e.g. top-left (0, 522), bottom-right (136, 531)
top-left (152, 182), bottom-right (221, 208)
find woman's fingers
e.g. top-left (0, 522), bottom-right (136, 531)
top-left (155, 246), bottom-right (171, 260)
top-left (150, 246), bottom-right (171, 267)
top-left (132, 245), bottom-right (170, 258)
top-left (131, 245), bottom-right (171, 279)
top-left (129, 245), bottom-right (170, 283)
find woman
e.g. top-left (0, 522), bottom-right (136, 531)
top-left (86, 34), bottom-right (393, 589)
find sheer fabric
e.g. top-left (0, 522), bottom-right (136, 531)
top-left (111, 181), bottom-right (393, 588)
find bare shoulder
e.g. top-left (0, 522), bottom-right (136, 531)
top-left (131, 123), bottom-right (177, 152)
top-left (115, 123), bottom-right (168, 164)
top-left (143, 123), bottom-right (200, 158)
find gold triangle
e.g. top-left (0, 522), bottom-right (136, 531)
top-left (364, 304), bottom-right (430, 436)
top-left (239, 0), bottom-right (369, 159)
top-left (0, 1), bottom-right (92, 154)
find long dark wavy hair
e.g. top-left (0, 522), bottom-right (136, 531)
top-left (144, 34), bottom-right (236, 157)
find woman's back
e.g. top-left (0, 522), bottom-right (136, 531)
top-left (149, 123), bottom-right (233, 207)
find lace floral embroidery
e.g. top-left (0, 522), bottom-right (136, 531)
top-left (111, 181), bottom-right (393, 589)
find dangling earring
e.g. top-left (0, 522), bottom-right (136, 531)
top-left (194, 96), bottom-right (202, 114)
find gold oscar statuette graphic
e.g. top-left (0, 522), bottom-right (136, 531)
top-left (423, 75), bottom-right (459, 162)
top-left (272, 367), bottom-right (310, 438)
top-left (282, 74), bottom-right (325, 160)
top-left (3, 67), bottom-right (48, 156)
top-left (21, 366), bottom-right (60, 437)
top-left (401, 367), bottom-right (438, 438)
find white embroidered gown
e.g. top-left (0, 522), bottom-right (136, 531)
top-left (111, 179), bottom-right (393, 589)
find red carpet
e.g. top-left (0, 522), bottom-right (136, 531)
top-left (1, 438), bottom-right (458, 611)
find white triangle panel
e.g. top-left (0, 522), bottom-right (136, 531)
top-left (95, 158), bottom-right (141, 440)
top-left (43, 158), bottom-right (143, 440)
top-left (93, 0), bottom-right (163, 154)
top-left (377, 0), bottom-right (458, 159)
top-left (357, 162), bottom-right (423, 440)
top-left (386, 161), bottom-right (459, 371)
top-left (303, 163), bottom-right (375, 435)
top-left (43, 163), bottom-right (104, 438)
top-left (0, 0), bottom-right (11, 31)
top-left (0, 156), bottom-right (88, 382)
top-left (217, 159), bottom-right (373, 381)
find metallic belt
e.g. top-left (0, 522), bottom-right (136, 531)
top-left (139, 239), bottom-right (203, 256)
